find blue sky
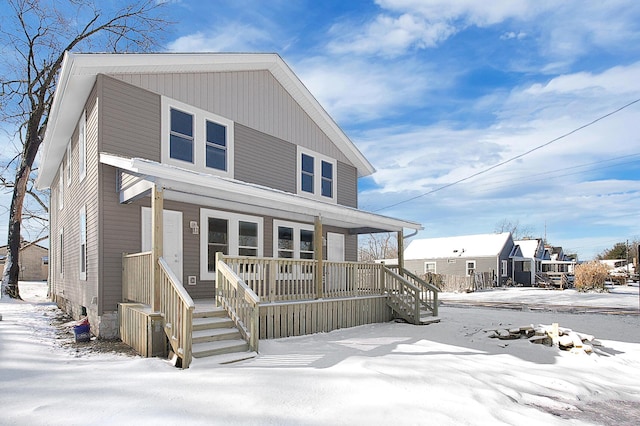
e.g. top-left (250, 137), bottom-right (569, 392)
top-left (2, 0), bottom-right (640, 259)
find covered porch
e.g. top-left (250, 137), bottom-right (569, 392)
top-left (107, 154), bottom-right (438, 368)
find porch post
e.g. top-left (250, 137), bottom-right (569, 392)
top-left (314, 216), bottom-right (323, 299)
top-left (397, 230), bottom-right (404, 276)
top-left (152, 185), bottom-right (163, 312)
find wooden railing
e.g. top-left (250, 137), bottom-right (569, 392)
top-left (399, 268), bottom-right (439, 317)
top-left (122, 251), bottom-right (152, 304)
top-left (158, 257), bottom-right (195, 369)
top-left (382, 268), bottom-right (422, 324)
top-left (219, 255), bottom-right (387, 302)
top-left (216, 256), bottom-right (260, 352)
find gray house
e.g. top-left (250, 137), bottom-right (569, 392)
top-left (36, 53), bottom-right (438, 367)
top-left (511, 238), bottom-right (545, 286)
top-left (404, 232), bottom-right (514, 286)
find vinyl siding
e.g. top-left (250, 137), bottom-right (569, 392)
top-left (337, 160), bottom-right (357, 208)
top-left (405, 256), bottom-right (499, 278)
top-left (110, 71), bottom-right (351, 165)
top-left (234, 123), bottom-right (296, 193)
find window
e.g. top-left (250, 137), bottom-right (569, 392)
top-left (297, 147), bottom-right (336, 202)
top-left (162, 97), bottom-right (234, 177)
top-left (424, 262), bottom-right (436, 274)
top-left (58, 164), bottom-right (64, 210)
top-left (169, 108), bottom-right (194, 163)
top-left (273, 220), bottom-right (315, 260)
top-left (206, 120), bottom-right (227, 171)
top-left (200, 209), bottom-right (262, 280)
top-left (466, 260), bottom-right (476, 277)
top-left (501, 260), bottom-right (508, 277)
top-left (66, 142), bottom-right (72, 186)
top-left (59, 228), bottom-right (64, 277)
top-left (78, 111), bottom-right (86, 182)
top-left (79, 205), bottom-right (87, 280)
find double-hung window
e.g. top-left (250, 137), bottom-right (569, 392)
top-left (78, 111), bottom-right (86, 182)
top-left (79, 205), bottom-right (87, 281)
top-left (162, 97), bottom-right (234, 177)
top-left (501, 260), bottom-right (508, 277)
top-left (58, 164), bottom-right (64, 210)
top-left (273, 220), bottom-right (314, 260)
top-left (200, 209), bottom-right (262, 280)
top-left (424, 262), bottom-right (436, 274)
top-left (466, 260), bottom-right (476, 277)
top-left (297, 147), bottom-right (336, 202)
top-left (66, 142), bottom-right (72, 186)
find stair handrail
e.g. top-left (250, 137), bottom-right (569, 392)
top-left (158, 257), bottom-right (195, 368)
top-left (382, 267), bottom-right (422, 324)
top-left (216, 256), bottom-right (260, 352)
top-left (390, 267), bottom-right (439, 317)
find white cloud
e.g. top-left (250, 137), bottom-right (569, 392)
top-left (166, 24), bottom-right (271, 52)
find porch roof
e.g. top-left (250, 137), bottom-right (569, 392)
top-left (100, 153), bottom-right (422, 234)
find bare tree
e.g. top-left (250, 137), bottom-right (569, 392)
top-left (358, 233), bottom-right (398, 262)
top-left (0, 0), bottom-right (169, 299)
top-left (494, 218), bottom-right (535, 241)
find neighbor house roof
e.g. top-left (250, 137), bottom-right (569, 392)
top-left (404, 232), bottom-right (512, 260)
top-left (514, 239), bottom-right (542, 259)
top-left (36, 52), bottom-right (375, 189)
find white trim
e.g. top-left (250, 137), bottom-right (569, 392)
top-left (501, 259), bottom-right (508, 277)
top-left (79, 205), bottom-right (87, 281)
top-left (424, 261), bottom-right (436, 274)
top-left (58, 164), bottom-right (64, 210)
top-left (59, 227), bottom-right (64, 278)
top-left (296, 146), bottom-right (336, 203)
top-left (78, 110), bottom-right (86, 182)
top-left (66, 142), bottom-right (72, 186)
top-left (200, 208), bottom-right (263, 280)
top-left (161, 96), bottom-right (234, 178)
top-left (273, 219), bottom-right (315, 259)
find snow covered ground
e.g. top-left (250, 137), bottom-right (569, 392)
top-left (1, 282), bottom-right (639, 425)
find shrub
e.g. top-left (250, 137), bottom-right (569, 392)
top-left (574, 262), bottom-right (609, 292)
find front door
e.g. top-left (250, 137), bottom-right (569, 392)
top-left (142, 207), bottom-right (183, 282)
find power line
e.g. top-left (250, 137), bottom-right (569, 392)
top-left (372, 97), bottom-right (640, 212)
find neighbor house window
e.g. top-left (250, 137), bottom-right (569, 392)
top-left (162, 97), bottom-right (234, 177)
top-left (78, 111), bottom-right (86, 182)
top-left (501, 260), bottom-right (508, 277)
top-left (424, 262), bottom-right (436, 274)
top-left (466, 260), bottom-right (476, 277)
top-left (273, 220), bottom-right (315, 260)
top-left (200, 209), bottom-right (262, 280)
top-left (297, 147), bottom-right (336, 202)
top-left (59, 227), bottom-right (64, 277)
top-left (79, 205), bottom-right (87, 280)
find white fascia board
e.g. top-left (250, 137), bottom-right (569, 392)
top-left (100, 153), bottom-right (419, 232)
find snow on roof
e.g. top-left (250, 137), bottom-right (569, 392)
top-left (514, 239), bottom-right (542, 258)
top-left (405, 232), bottom-right (512, 260)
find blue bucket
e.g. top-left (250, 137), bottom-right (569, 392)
top-left (73, 324), bottom-right (91, 343)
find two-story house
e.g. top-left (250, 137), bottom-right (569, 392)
top-left (36, 53), bottom-right (438, 367)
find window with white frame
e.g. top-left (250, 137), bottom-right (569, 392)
top-left (501, 259), bottom-right (508, 277)
top-left (273, 220), bottom-right (315, 260)
top-left (58, 164), bottom-right (64, 210)
top-left (79, 205), bottom-right (87, 280)
top-left (78, 110), bottom-right (86, 182)
top-left (66, 142), bottom-right (72, 186)
top-left (162, 97), bottom-right (234, 177)
top-left (466, 260), bottom-right (476, 277)
top-left (200, 209), bottom-right (262, 280)
top-left (59, 227), bottom-right (64, 277)
top-left (297, 147), bottom-right (336, 202)
top-left (424, 262), bottom-right (436, 274)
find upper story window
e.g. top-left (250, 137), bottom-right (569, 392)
top-left (297, 147), bottom-right (336, 202)
top-left (78, 110), bottom-right (86, 182)
top-left (66, 142), bottom-right (72, 186)
top-left (58, 164), bottom-right (64, 210)
top-left (162, 97), bottom-right (234, 177)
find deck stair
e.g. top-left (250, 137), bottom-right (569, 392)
top-left (191, 304), bottom-right (256, 362)
top-left (388, 293), bottom-right (440, 325)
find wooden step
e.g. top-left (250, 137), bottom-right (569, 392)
top-left (419, 316), bottom-right (441, 325)
top-left (192, 339), bottom-right (250, 358)
top-left (193, 307), bottom-right (226, 319)
top-left (192, 316), bottom-right (235, 331)
top-left (192, 327), bottom-right (241, 344)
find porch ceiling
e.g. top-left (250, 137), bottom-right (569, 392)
top-left (101, 153), bottom-right (422, 234)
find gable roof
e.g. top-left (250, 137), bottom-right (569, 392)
top-left (404, 232), bottom-right (513, 260)
top-left (514, 239), bottom-right (543, 259)
top-left (37, 52), bottom-right (375, 188)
